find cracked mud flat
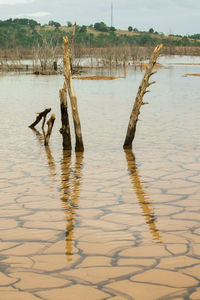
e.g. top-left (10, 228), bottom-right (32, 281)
top-left (0, 58), bottom-right (200, 299)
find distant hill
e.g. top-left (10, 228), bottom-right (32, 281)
top-left (0, 18), bottom-right (200, 49)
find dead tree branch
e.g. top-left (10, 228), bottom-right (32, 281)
top-left (29, 108), bottom-right (51, 129)
top-left (123, 44), bottom-right (163, 149)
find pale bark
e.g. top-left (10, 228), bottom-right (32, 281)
top-left (44, 114), bottom-right (56, 146)
top-left (63, 36), bottom-right (84, 152)
top-left (123, 44), bottom-right (163, 149)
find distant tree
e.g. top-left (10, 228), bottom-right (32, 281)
top-left (128, 26), bottom-right (133, 32)
top-left (189, 33), bottom-right (200, 39)
top-left (29, 19), bottom-right (40, 29)
top-left (149, 28), bottom-right (154, 33)
top-left (48, 20), bottom-right (61, 29)
top-left (79, 25), bottom-right (87, 33)
top-left (181, 36), bottom-right (189, 45)
top-left (110, 26), bottom-right (116, 32)
top-left (94, 22), bottom-right (108, 32)
top-left (133, 28), bottom-right (139, 32)
top-left (13, 18), bottom-right (29, 25)
top-left (67, 21), bottom-right (72, 27)
top-left (89, 24), bottom-right (93, 28)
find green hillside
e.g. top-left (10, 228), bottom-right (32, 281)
top-left (0, 18), bottom-right (200, 49)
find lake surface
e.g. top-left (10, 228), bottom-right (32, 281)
top-left (1, 56), bottom-right (200, 299)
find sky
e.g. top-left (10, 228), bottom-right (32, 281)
top-left (0, 0), bottom-right (199, 35)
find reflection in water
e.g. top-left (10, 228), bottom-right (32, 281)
top-left (31, 128), bottom-right (56, 175)
top-left (60, 151), bottom-right (84, 261)
top-left (125, 150), bottom-right (162, 244)
top-left (44, 146), bottom-right (56, 175)
top-left (30, 127), bottom-right (44, 144)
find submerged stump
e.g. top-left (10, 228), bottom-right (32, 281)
top-left (44, 114), bottom-right (56, 146)
top-left (59, 83), bottom-right (72, 150)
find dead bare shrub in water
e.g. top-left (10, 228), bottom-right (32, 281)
top-left (72, 45), bottom-right (155, 69)
top-left (0, 47), bottom-right (24, 71)
top-left (31, 38), bottom-right (61, 73)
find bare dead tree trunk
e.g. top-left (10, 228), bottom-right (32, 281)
top-left (70, 23), bottom-right (76, 55)
top-left (44, 114), bottom-right (56, 146)
top-left (59, 82), bottom-right (72, 150)
top-left (70, 22), bottom-right (76, 72)
top-left (63, 36), bottom-right (84, 152)
top-left (123, 44), bottom-right (163, 149)
top-left (29, 108), bottom-right (51, 128)
top-left (53, 61), bottom-right (58, 71)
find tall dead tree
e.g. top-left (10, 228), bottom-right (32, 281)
top-left (59, 82), bottom-right (72, 150)
top-left (63, 36), bottom-right (84, 152)
top-left (123, 44), bottom-right (163, 149)
top-left (70, 22), bottom-right (76, 74)
top-left (70, 23), bottom-right (76, 55)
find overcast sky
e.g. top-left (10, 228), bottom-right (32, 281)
top-left (0, 0), bottom-right (199, 35)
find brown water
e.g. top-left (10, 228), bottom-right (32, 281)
top-left (1, 57), bottom-right (200, 299)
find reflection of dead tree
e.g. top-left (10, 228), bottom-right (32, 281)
top-left (123, 44), bottom-right (163, 149)
top-left (125, 149), bottom-right (162, 243)
top-left (60, 151), bottom-right (84, 261)
top-left (31, 128), bottom-right (56, 177)
top-left (44, 145), bottom-right (56, 175)
top-left (29, 108), bottom-right (51, 129)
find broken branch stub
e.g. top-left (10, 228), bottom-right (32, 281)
top-left (59, 83), bottom-right (72, 150)
top-left (123, 44), bottom-right (163, 149)
top-left (29, 108), bottom-right (51, 129)
top-left (44, 114), bottom-right (56, 146)
top-left (63, 36), bottom-right (84, 152)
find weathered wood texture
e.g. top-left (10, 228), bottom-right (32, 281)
top-left (123, 44), bottom-right (163, 149)
top-left (70, 23), bottom-right (76, 55)
top-left (63, 36), bottom-right (84, 152)
top-left (44, 114), bottom-right (56, 146)
top-left (69, 22), bottom-right (76, 72)
top-left (59, 83), bottom-right (72, 150)
top-left (29, 108), bottom-right (51, 129)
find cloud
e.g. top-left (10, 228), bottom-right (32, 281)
top-left (0, 0), bottom-right (34, 5)
top-left (16, 11), bottom-right (51, 18)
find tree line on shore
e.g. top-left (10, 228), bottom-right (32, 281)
top-left (1, 18), bottom-right (200, 51)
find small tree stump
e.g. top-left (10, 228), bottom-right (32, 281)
top-left (44, 114), bottom-right (56, 146)
top-left (123, 44), bottom-right (163, 149)
top-left (29, 108), bottom-right (51, 129)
